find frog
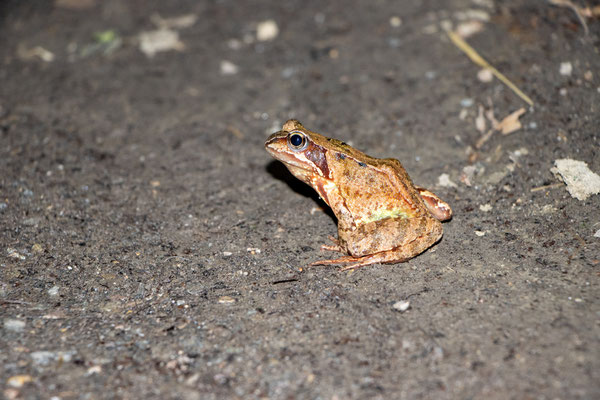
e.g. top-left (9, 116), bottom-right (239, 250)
top-left (265, 119), bottom-right (452, 271)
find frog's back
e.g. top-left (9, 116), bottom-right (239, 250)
top-left (329, 153), bottom-right (429, 226)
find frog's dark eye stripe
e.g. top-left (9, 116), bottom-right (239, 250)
top-left (357, 161), bottom-right (367, 167)
top-left (287, 131), bottom-right (308, 151)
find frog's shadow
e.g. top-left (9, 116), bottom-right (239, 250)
top-left (266, 160), bottom-right (337, 223)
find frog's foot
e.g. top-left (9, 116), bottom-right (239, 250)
top-left (309, 252), bottom-right (408, 271)
top-left (320, 236), bottom-right (343, 252)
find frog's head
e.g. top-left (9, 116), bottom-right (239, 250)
top-left (264, 119), bottom-right (332, 185)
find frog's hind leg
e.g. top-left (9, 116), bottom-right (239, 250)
top-left (337, 250), bottom-right (415, 271)
top-left (309, 251), bottom-right (409, 271)
top-left (311, 217), bottom-right (444, 271)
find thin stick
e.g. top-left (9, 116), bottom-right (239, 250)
top-left (446, 30), bottom-right (534, 107)
top-left (530, 183), bottom-right (563, 192)
top-left (548, 0), bottom-right (589, 35)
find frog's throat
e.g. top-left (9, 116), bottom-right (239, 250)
top-left (310, 177), bottom-right (336, 207)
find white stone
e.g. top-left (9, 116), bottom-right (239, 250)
top-left (256, 20), bottom-right (279, 41)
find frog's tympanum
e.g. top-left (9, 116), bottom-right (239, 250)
top-left (265, 120), bottom-right (452, 271)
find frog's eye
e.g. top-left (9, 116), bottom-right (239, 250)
top-left (287, 131), bottom-right (308, 151)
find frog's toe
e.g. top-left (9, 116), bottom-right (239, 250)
top-left (319, 236), bottom-right (343, 252)
top-left (321, 244), bottom-right (342, 252)
top-left (309, 255), bottom-right (358, 267)
top-left (309, 254), bottom-right (389, 270)
top-left (338, 252), bottom-right (411, 271)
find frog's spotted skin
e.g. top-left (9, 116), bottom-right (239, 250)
top-left (265, 120), bottom-right (452, 271)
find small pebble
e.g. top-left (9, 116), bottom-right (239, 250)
top-left (281, 66), bottom-right (295, 79)
top-left (7, 375), bottom-right (33, 388)
top-left (87, 365), bottom-right (102, 375)
top-left (0, 202), bottom-right (7, 211)
top-left (389, 16), bottom-right (402, 27)
top-left (7, 248), bottom-right (26, 260)
top-left (218, 296), bottom-right (235, 304)
top-left (432, 346), bottom-right (444, 361)
top-left (30, 351), bottom-right (56, 366)
top-left (4, 319), bottom-right (26, 332)
top-left (256, 20), bottom-right (279, 41)
top-left (387, 37), bottom-right (401, 48)
top-left (479, 204), bottom-right (492, 212)
top-left (456, 20), bottom-right (484, 38)
top-left (477, 68), bottom-right (493, 82)
top-left (220, 60), bottom-right (239, 75)
top-left (425, 70), bottom-right (437, 80)
top-left (392, 300), bottom-right (410, 312)
top-left (559, 62), bottom-right (572, 76)
top-left (31, 350), bottom-right (75, 366)
top-left (227, 38), bottom-right (242, 50)
top-left (314, 13), bottom-right (325, 24)
top-left (460, 98), bottom-right (474, 107)
top-left (22, 218), bottom-right (39, 226)
top-left (48, 286), bottom-right (60, 296)
top-left (139, 28), bottom-right (183, 57)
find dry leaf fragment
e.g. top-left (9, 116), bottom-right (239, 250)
top-left (485, 107), bottom-right (499, 129)
top-left (437, 173), bottom-right (458, 188)
top-left (7, 375), bottom-right (34, 388)
top-left (497, 108), bottom-right (526, 135)
top-left (17, 45), bottom-right (55, 62)
top-left (139, 29), bottom-right (184, 57)
top-left (475, 105), bottom-right (486, 133)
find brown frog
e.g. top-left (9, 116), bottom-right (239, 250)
top-left (265, 119), bottom-right (452, 271)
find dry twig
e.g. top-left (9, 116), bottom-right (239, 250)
top-left (446, 30), bottom-right (534, 107)
top-left (548, 0), bottom-right (589, 35)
